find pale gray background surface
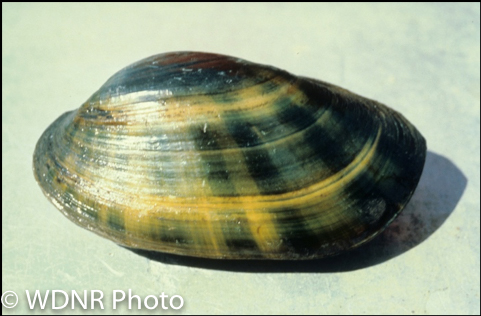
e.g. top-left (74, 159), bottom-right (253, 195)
top-left (2, 3), bottom-right (480, 314)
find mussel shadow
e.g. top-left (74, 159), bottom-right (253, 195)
top-left (130, 151), bottom-right (467, 273)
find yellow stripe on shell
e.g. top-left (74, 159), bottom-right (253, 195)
top-left (100, 125), bottom-right (382, 257)
top-left (131, 125), bottom-right (381, 210)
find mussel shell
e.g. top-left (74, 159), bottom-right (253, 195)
top-left (33, 52), bottom-right (426, 259)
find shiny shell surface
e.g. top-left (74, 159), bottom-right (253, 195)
top-left (33, 52), bottom-right (426, 259)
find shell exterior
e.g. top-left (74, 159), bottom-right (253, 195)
top-left (33, 52), bottom-right (426, 259)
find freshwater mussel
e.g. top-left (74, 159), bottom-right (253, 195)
top-left (33, 52), bottom-right (426, 259)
